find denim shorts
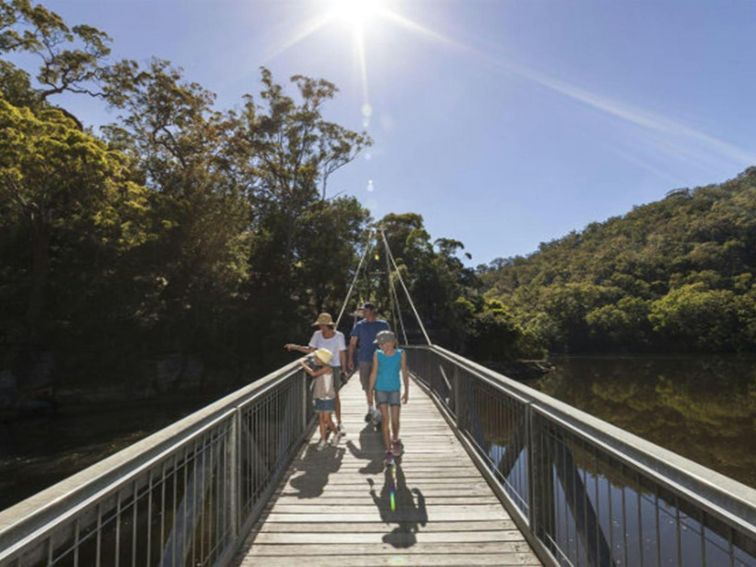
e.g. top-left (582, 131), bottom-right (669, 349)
top-left (314, 398), bottom-right (336, 413)
top-left (375, 390), bottom-right (401, 406)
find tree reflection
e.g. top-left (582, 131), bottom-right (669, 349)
top-left (532, 355), bottom-right (756, 486)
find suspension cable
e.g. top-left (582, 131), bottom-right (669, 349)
top-left (335, 229), bottom-right (374, 328)
top-left (379, 229), bottom-right (433, 346)
top-left (389, 268), bottom-right (409, 345)
top-left (383, 238), bottom-right (408, 344)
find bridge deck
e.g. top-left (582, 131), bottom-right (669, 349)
top-left (234, 376), bottom-right (541, 566)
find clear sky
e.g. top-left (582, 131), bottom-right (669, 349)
top-left (40, 0), bottom-right (756, 265)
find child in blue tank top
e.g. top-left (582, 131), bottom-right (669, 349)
top-left (367, 330), bottom-right (409, 464)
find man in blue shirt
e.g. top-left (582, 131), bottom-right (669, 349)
top-left (347, 302), bottom-right (390, 422)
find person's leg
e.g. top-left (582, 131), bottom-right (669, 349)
top-left (325, 411), bottom-right (337, 434)
top-left (390, 404), bottom-right (401, 443)
top-left (318, 412), bottom-right (327, 442)
top-left (335, 391), bottom-right (342, 427)
top-left (379, 403), bottom-right (391, 451)
top-left (359, 362), bottom-right (373, 420)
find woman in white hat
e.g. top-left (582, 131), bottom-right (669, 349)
top-left (285, 312), bottom-right (347, 431)
top-left (300, 347), bottom-right (339, 449)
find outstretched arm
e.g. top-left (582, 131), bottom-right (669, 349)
top-left (285, 344), bottom-right (315, 354)
top-left (300, 361), bottom-right (331, 377)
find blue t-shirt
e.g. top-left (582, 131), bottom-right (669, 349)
top-left (375, 349), bottom-right (403, 392)
top-left (350, 319), bottom-right (390, 363)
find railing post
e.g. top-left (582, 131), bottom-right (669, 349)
top-left (301, 370), bottom-right (308, 432)
top-left (228, 407), bottom-right (240, 540)
top-left (527, 404), bottom-right (554, 544)
top-left (453, 365), bottom-right (461, 424)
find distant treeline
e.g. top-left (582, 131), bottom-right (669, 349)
top-left (478, 170), bottom-right (756, 354)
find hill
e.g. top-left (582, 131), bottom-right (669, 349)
top-left (479, 168), bottom-right (756, 353)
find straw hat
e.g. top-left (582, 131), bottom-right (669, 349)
top-left (313, 348), bottom-right (333, 365)
top-left (312, 312), bottom-right (335, 327)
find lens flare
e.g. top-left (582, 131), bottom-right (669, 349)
top-left (388, 461), bottom-right (397, 512)
top-left (330, 0), bottom-right (383, 27)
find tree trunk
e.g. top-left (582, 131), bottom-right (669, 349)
top-left (26, 219), bottom-right (50, 346)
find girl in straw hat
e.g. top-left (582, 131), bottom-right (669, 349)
top-left (300, 347), bottom-right (339, 449)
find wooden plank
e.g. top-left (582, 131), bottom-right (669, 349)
top-left (266, 504), bottom-right (508, 514)
top-left (239, 553), bottom-right (540, 566)
top-left (246, 542), bottom-right (533, 556)
top-left (251, 530), bottom-right (529, 544)
top-left (255, 520), bottom-right (520, 533)
top-left (261, 512), bottom-right (514, 523)
top-left (276, 484), bottom-right (494, 495)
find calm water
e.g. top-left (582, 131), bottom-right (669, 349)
top-left (0, 395), bottom-right (212, 511)
top-left (529, 355), bottom-right (756, 488)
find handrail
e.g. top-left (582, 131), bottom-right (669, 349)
top-left (404, 344), bottom-right (756, 567)
top-left (428, 344), bottom-right (756, 526)
top-left (0, 359), bottom-right (313, 566)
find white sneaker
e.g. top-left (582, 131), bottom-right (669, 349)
top-left (330, 431), bottom-right (342, 446)
top-left (316, 439), bottom-right (328, 451)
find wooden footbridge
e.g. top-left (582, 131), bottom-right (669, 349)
top-left (0, 345), bottom-right (755, 567)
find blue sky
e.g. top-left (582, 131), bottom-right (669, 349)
top-left (39, 0), bottom-right (756, 265)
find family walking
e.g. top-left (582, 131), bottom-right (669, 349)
top-left (286, 302), bottom-right (409, 464)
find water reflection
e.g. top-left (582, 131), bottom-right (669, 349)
top-left (0, 395), bottom-right (212, 511)
top-left (529, 355), bottom-right (756, 488)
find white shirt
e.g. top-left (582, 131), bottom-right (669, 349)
top-left (309, 330), bottom-right (346, 368)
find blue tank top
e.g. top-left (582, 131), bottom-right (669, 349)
top-left (375, 349), bottom-right (402, 392)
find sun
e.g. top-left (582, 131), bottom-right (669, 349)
top-left (329, 0), bottom-right (385, 27)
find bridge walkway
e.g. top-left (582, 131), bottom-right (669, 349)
top-left (234, 375), bottom-right (541, 566)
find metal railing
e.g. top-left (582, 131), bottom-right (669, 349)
top-left (406, 345), bottom-right (756, 567)
top-left (0, 361), bottom-right (314, 567)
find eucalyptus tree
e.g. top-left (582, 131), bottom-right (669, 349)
top-left (0, 0), bottom-right (114, 127)
top-left (102, 59), bottom-right (252, 357)
top-left (0, 95), bottom-right (149, 349)
top-left (225, 69), bottom-right (372, 362)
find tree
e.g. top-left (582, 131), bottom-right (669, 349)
top-left (101, 59), bottom-right (252, 359)
top-left (1, 0), bottom-right (116, 127)
top-left (0, 94), bottom-right (148, 348)
top-left (649, 284), bottom-right (747, 351)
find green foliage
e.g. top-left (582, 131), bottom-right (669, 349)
top-left (367, 213), bottom-right (536, 359)
top-left (0, 93), bottom-right (150, 345)
top-left (481, 169), bottom-right (756, 353)
top-left (649, 284), bottom-right (753, 351)
top-left (0, 2), bottom-right (375, 389)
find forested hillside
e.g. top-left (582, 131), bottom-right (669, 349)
top-left (479, 170), bottom-right (756, 353)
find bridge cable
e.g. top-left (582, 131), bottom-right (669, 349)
top-left (389, 274), bottom-right (408, 346)
top-left (383, 237), bottom-right (409, 345)
top-left (379, 228), bottom-right (433, 346)
top-left (335, 229), bottom-right (374, 328)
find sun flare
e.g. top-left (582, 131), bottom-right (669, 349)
top-left (329, 0), bottom-right (385, 27)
